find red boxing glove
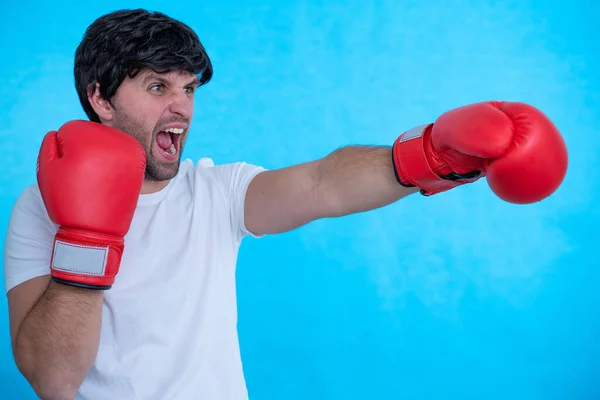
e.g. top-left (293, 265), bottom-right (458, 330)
top-left (392, 101), bottom-right (568, 204)
top-left (37, 120), bottom-right (146, 289)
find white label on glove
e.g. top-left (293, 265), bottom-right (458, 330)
top-left (52, 240), bottom-right (108, 276)
top-left (399, 124), bottom-right (429, 143)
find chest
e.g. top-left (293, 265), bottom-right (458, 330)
top-left (97, 195), bottom-right (240, 346)
top-left (105, 194), bottom-right (238, 306)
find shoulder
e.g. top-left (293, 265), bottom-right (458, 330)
top-left (4, 184), bottom-right (56, 293)
top-left (179, 157), bottom-right (267, 238)
top-left (7, 184), bottom-right (55, 232)
top-left (182, 157), bottom-right (267, 189)
top-left (13, 183), bottom-right (43, 208)
top-left (188, 157), bottom-right (266, 173)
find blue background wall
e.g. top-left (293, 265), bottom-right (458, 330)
top-left (1, 1), bottom-right (598, 399)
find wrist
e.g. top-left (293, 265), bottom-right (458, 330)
top-left (392, 123), bottom-right (471, 196)
top-left (51, 227), bottom-right (124, 290)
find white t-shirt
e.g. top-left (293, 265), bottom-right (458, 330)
top-left (3, 157), bottom-right (267, 400)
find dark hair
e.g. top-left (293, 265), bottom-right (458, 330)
top-left (74, 9), bottom-right (213, 122)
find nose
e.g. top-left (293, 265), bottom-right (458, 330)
top-left (168, 90), bottom-right (193, 119)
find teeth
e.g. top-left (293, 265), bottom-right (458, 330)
top-left (164, 127), bottom-right (184, 134)
top-left (166, 144), bottom-right (176, 155)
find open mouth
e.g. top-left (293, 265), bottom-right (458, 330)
top-left (155, 128), bottom-right (183, 159)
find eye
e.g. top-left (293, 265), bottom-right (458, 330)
top-left (184, 86), bottom-right (196, 94)
top-left (149, 83), bottom-right (164, 92)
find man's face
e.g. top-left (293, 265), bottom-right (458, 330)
top-left (107, 69), bottom-right (199, 183)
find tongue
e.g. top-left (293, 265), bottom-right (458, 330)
top-left (156, 131), bottom-right (173, 150)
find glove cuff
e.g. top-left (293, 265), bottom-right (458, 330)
top-left (392, 124), bottom-right (474, 196)
top-left (50, 227), bottom-right (124, 290)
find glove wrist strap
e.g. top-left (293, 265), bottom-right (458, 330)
top-left (50, 227), bottom-right (124, 290)
top-left (392, 124), bottom-right (470, 196)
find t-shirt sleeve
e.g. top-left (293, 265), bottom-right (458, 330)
top-left (3, 185), bottom-right (57, 294)
top-left (208, 160), bottom-right (267, 240)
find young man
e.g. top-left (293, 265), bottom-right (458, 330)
top-left (3, 8), bottom-right (568, 400)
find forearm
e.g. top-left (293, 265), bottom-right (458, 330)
top-left (14, 281), bottom-right (104, 399)
top-left (316, 145), bottom-right (419, 217)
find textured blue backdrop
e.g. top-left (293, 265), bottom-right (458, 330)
top-left (1, 1), bottom-right (598, 399)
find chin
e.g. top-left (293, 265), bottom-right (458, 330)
top-left (145, 159), bottom-right (181, 182)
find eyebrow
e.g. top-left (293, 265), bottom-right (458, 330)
top-left (143, 73), bottom-right (201, 87)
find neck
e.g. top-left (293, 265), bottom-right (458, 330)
top-left (141, 179), bottom-right (170, 194)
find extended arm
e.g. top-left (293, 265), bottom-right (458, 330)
top-left (244, 101), bottom-right (568, 237)
top-left (244, 145), bottom-right (418, 235)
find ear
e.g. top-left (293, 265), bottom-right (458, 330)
top-left (87, 82), bottom-right (114, 122)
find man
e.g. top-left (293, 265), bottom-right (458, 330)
top-left (3, 8), bottom-right (567, 400)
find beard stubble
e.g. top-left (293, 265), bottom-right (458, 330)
top-left (110, 109), bottom-right (184, 182)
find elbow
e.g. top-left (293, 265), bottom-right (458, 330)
top-left (26, 372), bottom-right (79, 400)
top-left (313, 160), bottom-right (345, 219)
top-left (313, 179), bottom-right (348, 219)
top-left (14, 352), bottom-right (80, 400)
top-left (31, 379), bottom-right (79, 400)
